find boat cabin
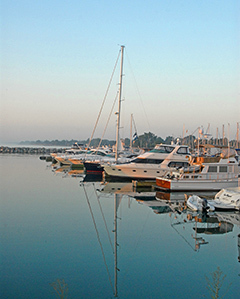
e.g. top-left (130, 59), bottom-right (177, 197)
top-left (182, 158), bottom-right (239, 180)
top-left (151, 144), bottom-right (190, 155)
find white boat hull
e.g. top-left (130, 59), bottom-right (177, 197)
top-left (156, 177), bottom-right (239, 191)
top-left (104, 163), bottom-right (168, 180)
top-left (208, 187), bottom-right (240, 210)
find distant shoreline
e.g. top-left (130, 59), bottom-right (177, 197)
top-left (1, 134), bottom-right (239, 149)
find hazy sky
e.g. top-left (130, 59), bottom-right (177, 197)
top-left (1, 0), bottom-right (239, 143)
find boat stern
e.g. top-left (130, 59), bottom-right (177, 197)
top-left (156, 177), bottom-right (171, 190)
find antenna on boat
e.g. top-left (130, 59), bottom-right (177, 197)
top-left (237, 122), bottom-right (239, 148)
top-left (115, 45), bottom-right (125, 162)
top-left (222, 124), bottom-right (225, 146)
top-left (130, 114), bottom-right (133, 151)
top-left (228, 123), bottom-right (230, 161)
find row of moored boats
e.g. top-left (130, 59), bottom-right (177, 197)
top-left (51, 142), bottom-right (239, 191)
top-left (49, 142), bottom-right (240, 211)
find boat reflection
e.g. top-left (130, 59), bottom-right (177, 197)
top-left (100, 181), bottom-right (240, 255)
top-left (52, 164), bottom-right (104, 182)
top-left (156, 190), bottom-right (216, 201)
top-left (215, 211), bottom-right (240, 226)
top-left (52, 165), bottom-right (85, 178)
top-left (49, 164), bottom-right (240, 274)
top-left (79, 177), bottom-right (240, 297)
top-left (82, 182), bottom-right (122, 297)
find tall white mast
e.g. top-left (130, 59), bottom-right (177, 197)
top-left (115, 45), bottom-right (124, 162)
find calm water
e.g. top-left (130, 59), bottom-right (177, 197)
top-left (1, 155), bottom-right (240, 299)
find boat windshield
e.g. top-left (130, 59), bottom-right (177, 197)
top-left (176, 147), bottom-right (190, 154)
top-left (168, 161), bottom-right (190, 168)
top-left (132, 158), bottom-right (164, 164)
top-left (88, 150), bottom-right (106, 156)
top-left (150, 146), bottom-right (174, 154)
top-left (93, 151), bottom-right (106, 156)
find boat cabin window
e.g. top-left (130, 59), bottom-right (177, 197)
top-left (219, 166), bottom-right (228, 172)
top-left (150, 146), bottom-right (174, 154)
top-left (208, 166), bottom-right (217, 172)
top-left (168, 162), bottom-right (190, 168)
top-left (133, 158), bottom-right (164, 164)
top-left (176, 147), bottom-right (189, 154)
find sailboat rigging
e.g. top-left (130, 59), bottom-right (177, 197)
top-left (87, 50), bottom-right (121, 150)
top-left (115, 45), bottom-right (125, 163)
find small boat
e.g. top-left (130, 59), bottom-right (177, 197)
top-left (83, 155), bottom-right (132, 174)
top-left (208, 187), bottom-right (240, 210)
top-left (53, 148), bottom-right (113, 167)
top-left (187, 195), bottom-right (215, 212)
top-left (187, 187), bottom-right (240, 211)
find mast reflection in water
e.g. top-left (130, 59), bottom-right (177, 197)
top-left (1, 155), bottom-right (240, 299)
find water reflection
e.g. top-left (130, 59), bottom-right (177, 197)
top-left (137, 194), bottom-right (238, 252)
top-left (51, 164), bottom-right (240, 258)
top-left (82, 182), bottom-right (122, 297)
top-left (238, 234), bottom-right (240, 263)
top-left (52, 165), bottom-right (85, 178)
top-left (97, 179), bottom-right (240, 261)
top-left (49, 163), bottom-right (240, 297)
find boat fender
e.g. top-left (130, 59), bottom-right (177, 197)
top-left (202, 198), bottom-right (208, 210)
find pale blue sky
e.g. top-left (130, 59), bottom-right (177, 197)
top-left (1, 0), bottom-right (239, 143)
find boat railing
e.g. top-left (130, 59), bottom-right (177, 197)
top-left (178, 171), bottom-right (238, 181)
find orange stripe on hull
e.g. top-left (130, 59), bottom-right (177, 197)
top-left (156, 178), bottom-right (171, 190)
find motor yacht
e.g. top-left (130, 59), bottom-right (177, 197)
top-left (103, 143), bottom-right (192, 180)
top-left (156, 157), bottom-right (239, 191)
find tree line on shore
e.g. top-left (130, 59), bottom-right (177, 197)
top-left (19, 132), bottom-right (239, 149)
